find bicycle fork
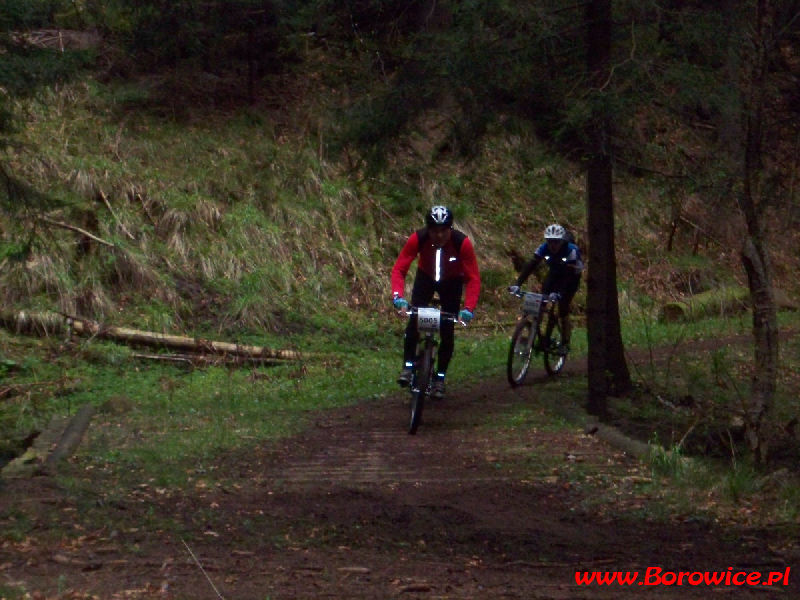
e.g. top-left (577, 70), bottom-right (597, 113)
top-left (411, 336), bottom-right (437, 393)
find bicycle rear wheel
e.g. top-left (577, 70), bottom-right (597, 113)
top-left (409, 343), bottom-right (434, 434)
top-left (507, 318), bottom-right (536, 387)
top-left (543, 311), bottom-right (566, 375)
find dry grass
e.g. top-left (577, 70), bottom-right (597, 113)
top-left (2, 71), bottom-right (799, 338)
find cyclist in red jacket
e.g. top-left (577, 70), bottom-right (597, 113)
top-left (391, 205), bottom-right (481, 399)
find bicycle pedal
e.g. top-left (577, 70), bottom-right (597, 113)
top-left (397, 368), bottom-right (413, 387)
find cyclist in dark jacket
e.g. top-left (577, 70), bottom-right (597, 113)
top-left (509, 224), bottom-right (583, 351)
top-left (391, 205), bottom-right (481, 399)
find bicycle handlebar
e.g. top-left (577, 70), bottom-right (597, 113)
top-left (509, 289), bottom-right (561, 303)
top-left (403, 306), bottom-right (467, 327)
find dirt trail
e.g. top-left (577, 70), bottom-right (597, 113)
top-left (1, 362), bottom-right (798, 599)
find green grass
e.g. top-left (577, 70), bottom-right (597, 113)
top-left (648, 439), bottom-right (689, 479)
top-left (6, 306), bottom-right (798, 485)
top-left (0, 584), bottom-right (27, 600)
top-left (0, 317), bottom-right (509, 486)
top-left (60, 351), bottom-right (397, 484)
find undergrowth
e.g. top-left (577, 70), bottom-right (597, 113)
top-left (481, 316), bottom-right (800, 529)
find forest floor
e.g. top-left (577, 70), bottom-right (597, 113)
top-left (2, 343), bottom-right (799, 599)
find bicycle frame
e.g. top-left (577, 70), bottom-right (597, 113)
top-left (506, 290), bottom-right (567, 387)
top-left (404, 306), bottom-right (460, 434)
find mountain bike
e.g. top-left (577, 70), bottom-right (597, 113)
top-left (507, 290), bottom-right (567, 386)
top-left (403, 305), bottom-right (462, 434)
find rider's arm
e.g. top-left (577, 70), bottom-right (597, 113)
top-left (516, 242), bottom-right (549, 286)
top-left (514, 254), bottom-right (542, 287)
top-left (565, 243), bottom-right (584, 273)
top-left (459, 237), bottom-right (481, 312)
top-left (391, 232), bottom-right (420, 298)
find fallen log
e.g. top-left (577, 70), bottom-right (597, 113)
top-left (2, 404), bottom-right (95, 478)
top-left (659, 286), bottom-right (798, 322)
top-left (44, 403), bottom-right (95, 472)
top-left (660, 286), bottom-right (750, 322)
top-left (0, 309), bottom-right (65, 336)
top-left (132, 352), bottom-right (291, 367)
top-left (68, 318), bottom-right (308, 361)
top-left (0, 310), bottom-right (309, 362)
top-left (2, 413), bottom-right (69, 478)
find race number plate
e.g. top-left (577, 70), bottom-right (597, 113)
top-left (522, 292), bottom-right (543, 316)
top-left (417, 307), bottom-right (441, 332)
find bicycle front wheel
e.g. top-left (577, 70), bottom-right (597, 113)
top-left (409, 343), bottom-right (434, 434)
top-left (409, 389), bottom-right (425, 434)
top-left (507, 318), bottom-right (536, 387)
top-left (543, 312), bottom-right (566, 375)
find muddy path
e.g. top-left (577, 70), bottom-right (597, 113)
top-left (1, 354), bottom-right (798, 599)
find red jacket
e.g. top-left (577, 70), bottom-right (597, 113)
top-left (391, 229), bottom-right (481, 312)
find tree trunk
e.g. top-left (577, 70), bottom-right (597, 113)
top-left (413, 0), bottom-right (452, 31)
top-left (584, 0), bottom-right (631, 416)
top-left (738, 0), bottom-right (779, 463)
top-left (741, 238), bottom-right (778, 462)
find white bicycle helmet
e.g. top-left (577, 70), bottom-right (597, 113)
top-left (544, 223), bottom-right (566, 240)
top-left (426, 205), bottom-right (453, 227)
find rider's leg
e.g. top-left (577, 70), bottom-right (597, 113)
top-left (540, 272), bottom-right (555, 297)
top-left (434, 278), bottom-right (463, 381)
top-left (404, 272), bottom-right (436, 367)
top-left (400, 317), bottom-right (418, 381)
top-left (432, 328), bottom-right (451, 400)
top-left (561, 312), bottom-right (572, 347)
top-left (436, 319), bottom-right (455, 376)
top-left (558, 274), bottom-right (581, 347)
top-left (542, 273), bottom-right (567, 346)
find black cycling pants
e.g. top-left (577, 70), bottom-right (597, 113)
top-left (542, 271), bottom-right (581, 318)
top-left (403, 271), bottom-right (463, 376)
